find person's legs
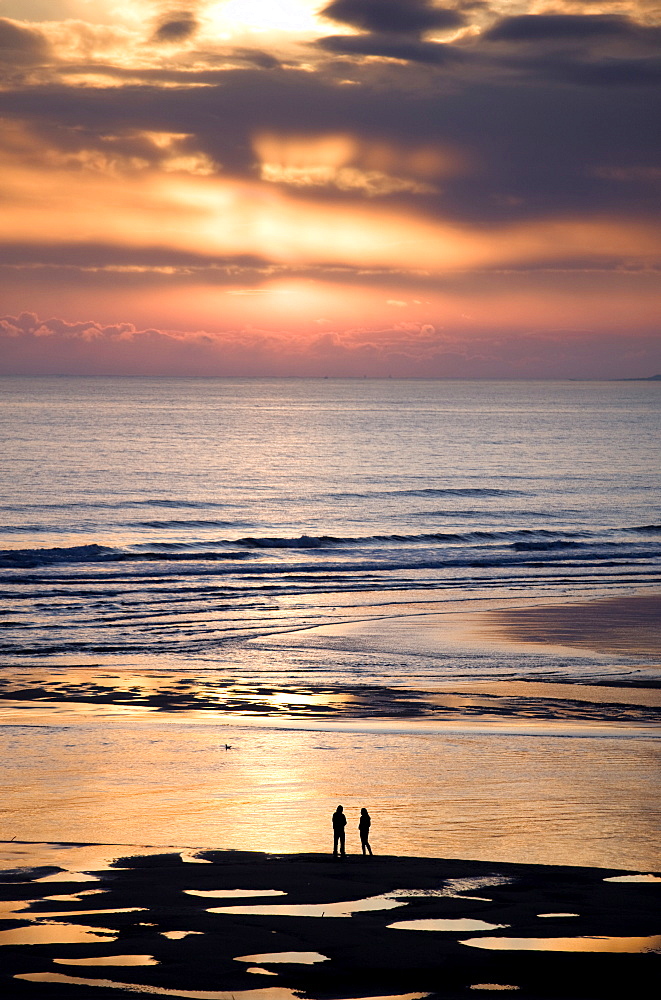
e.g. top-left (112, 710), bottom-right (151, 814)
top-left (333, 831), bottom-right (340, 855)
top-left (339, 830), bottom-right (346, 856)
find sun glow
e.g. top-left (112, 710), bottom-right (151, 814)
top-left (206, 0), bottom-right (325, 35)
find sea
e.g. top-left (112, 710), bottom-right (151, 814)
top-left (0, 377), bottom-right (659, 871)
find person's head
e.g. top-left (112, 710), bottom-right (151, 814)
top-left (336, 804), bottom-right (343, 812)
top-left (361, 807), bottom-right (368, 815)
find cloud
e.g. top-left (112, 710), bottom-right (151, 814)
top-left (320, 0), bottom-right (465, 35)
top-left (152, 9), bottom-right (199, 43)
top-left (1, 53), bottom-right (660, 232)
top-left (2, 312), bottom-right (660, 379)
top-left (318, 0), bottom-right (465, 62)
top-left (484, 13), bottom-right (648, 42)
top-left (0, 3), bottom-right (659, 379)
top-left (317, 33), bottom-right (461, 64)
top-left (0, 17), bottom-right (50, 63)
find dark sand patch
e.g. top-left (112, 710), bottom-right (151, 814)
top-left (481, 594), bottom-right (661, 658)
top-left (1, 848), bottom-right (659, 999)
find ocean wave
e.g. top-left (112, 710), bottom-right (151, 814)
top-left (133, 519), bottom-right (253, 530)
top-left (232, 529), bottom-right (583, 549)
top-left (512, 540), bottom-right (583, 551)
top-left (399, 487), bottom-right (529, 498)
top-left (0, 544), bottom-right (251, 569)
top-left (0, 544), bottom-right (114, 568)
top-left (331, 487), bottom-right (529, 500)
top-left (0, 498), bottom-right (241, 513)
top-left (1, 526), bottom-right (655, 570)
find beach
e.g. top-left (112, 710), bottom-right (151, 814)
top-left (1, 845), bottom-right (659, 999)
top-left (0, 589), bottom-right (658, 870)
top-left (1, 377), bottom-right (659, 996)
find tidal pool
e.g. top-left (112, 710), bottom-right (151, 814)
top-left (389, 918), bottom-right (509, 933)
top-left (0, 923), bottom-right (117, 946)
top-left (15, 976), bottom-right (305, 999)
top-left (469, 988), bottom-right (519, 993)
top-left (209, 895), bottom-right (406, 918)
top-left (54, 954), bottom-right (159, 966)
top-left (185, 889), bottom-right (286, 899)
top-left (604, 874), bottom-right (661, 883)
top-left (161, 930), bottom-right (204, 940)
top-left (235, 952), bottom-right (328, 965)
top-left (460, 935), bottom-right (661, 953)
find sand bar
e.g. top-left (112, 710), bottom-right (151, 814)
top-left (1, 846), bottom-right (659, 999)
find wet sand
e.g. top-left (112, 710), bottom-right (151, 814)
top-left (1, 593), bottom-right (660, 726)
top-left (1, 845), bottom-right (659, 999)
top-left (480, 594), bottom-right (661, 659)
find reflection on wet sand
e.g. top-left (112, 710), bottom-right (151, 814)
top-left (4, 848), bottom-right (660, 1000)
top-left (54, 954), bottom-right (159, 966)
top-left (235, 952), bottom-right (328, 965)
top-left (0, 923), bottom-right (117, 945)
top-left (460, 935), bottom-right (661, 953)
top-left (209, 896), bottom-right (406, 918)
top-left (16, 977), bottom-right (428, 1000)
top-left (604, 873), bottom-right (661, 883)
top-left (0, 905), bottom-right (144, 919)
top-left (185, 889), bottom-right (286, 899)
top-left (389, 918), bottom-right (509, 932)
top-left (469, 987), bottom-right (519, 993)
top-left (14, 976), bottom-right (305, 999)
top-left (161, 930), bottom-right (204, 939)
top-left (1, 708), bottom-right (659, 869)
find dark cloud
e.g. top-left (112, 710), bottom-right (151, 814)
top-left (233, 48), bottom-right (281, 70)
top-left (1, 55), bottom-right (659, 227)
top-left (527, 54), bottom-right (661, 87)
top-left (485, 14), bottom-right (648, 42)
top-left (152, 9), bottom-right (199, 43)
top-left (317, 33), bottom-right (461, 64)
top-left (320, 0), bottom-right (464, 35)
top-left (0, 17), bottom-right (49, 63)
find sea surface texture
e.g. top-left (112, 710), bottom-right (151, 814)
top-left (0, 378), bottom-right (659, 868)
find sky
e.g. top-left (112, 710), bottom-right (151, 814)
top-left (0, 0), bottom-right (659, 377)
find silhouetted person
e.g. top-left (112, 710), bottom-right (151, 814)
top-left (359, 807), bottom-right (372, 856)
top-left (332, 804), bottom-right (346, 856)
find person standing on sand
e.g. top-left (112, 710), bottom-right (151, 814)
top-left (332, 804), bottom-right (347, 856)
top-left (359, 807), bottom-right (373, 856)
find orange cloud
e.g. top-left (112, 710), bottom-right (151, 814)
top-left (1, 139), bottom-right (658, 274)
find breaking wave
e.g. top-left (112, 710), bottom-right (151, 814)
top-left (0, 525), bottom-right (656, 570)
